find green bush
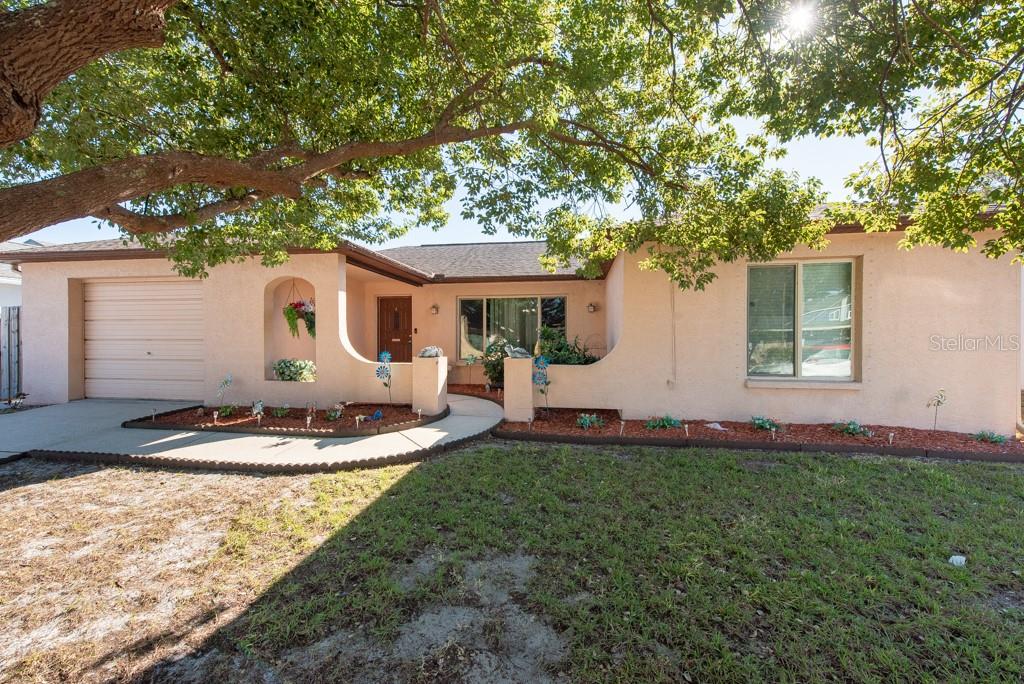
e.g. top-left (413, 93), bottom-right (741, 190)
top-left (217, 404), bottom-right (235, 417)
top-left (646, 415), bottom-right (682, 430)
top-left (751, 416), bottom-right (781, 431)
top-left (972, 430), bottom-right (1008, 444)
top-left (273, 358), bottom-right (317, 382)
top-left (326, 408), bottom-right (343, 421)
top-left (272, 405), bottom-right (290, 418)
top-left (577, 413), bottom-right (605, 430)
top-left (833, 420), bottom-right (873, 437)
top-left (482, 339), bottom-right (508, 385)
top-left (537, 326), bottom-right (599, 365)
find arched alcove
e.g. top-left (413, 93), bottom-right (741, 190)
top-left (265, 277), bottom-right (317, 380)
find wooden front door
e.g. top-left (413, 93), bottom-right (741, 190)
top-left (377, 297), bottom-right (413, 362)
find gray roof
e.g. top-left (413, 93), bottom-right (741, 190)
top-left (379, 241), bottom-right (579, 280)
top-left (0, 237), bottom-right (585, 282)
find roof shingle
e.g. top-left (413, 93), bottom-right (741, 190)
top-left (378, 241), bottom-right (578, 279)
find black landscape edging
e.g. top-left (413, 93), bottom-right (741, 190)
top-left (122, 405), bottom-right (450, 437)
top-left (490, 429), bottom-right (1024, 464)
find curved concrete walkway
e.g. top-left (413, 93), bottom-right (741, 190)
top-left (0, 394), bottom-right (503, 472)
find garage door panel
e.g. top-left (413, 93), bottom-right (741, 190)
top-left (86, 359), bottom-right (205, 382)
top-left (85, 300), bottom-right (202, 321)
top-left (85, 379), bottom-right (204, 401)
top-left (85, 339), bottom-right (204, 361)
top-left (85, 319), bottom-right (205, 340)
top-left (84, 279), bottom-right (205, 400)
top-left (84, 281), bottom-right (202, 302)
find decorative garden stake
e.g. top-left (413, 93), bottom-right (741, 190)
top-left (417, 409), bottom-right (422, 420)
top-left (213, 410), bottom-right (219, 425)
top-left (771, 427), bottom-right (777, 441)
top-left (532, 355), bottom-right (551, 413)
top-left (926, 388), bottom-right (948, 430)
top-left (306, 415), bottom-right (312, 429)
top-left (376, 351), bottom-right (393, 403)
top-left (888, 432), bottom-right (894, 445)
top-left (684, 423), bottom-right (689, 437)
top-left (619, 420), bottom-right (625, 436)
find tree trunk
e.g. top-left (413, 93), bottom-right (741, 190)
top-left (0, 0), bottom-right (179, 148)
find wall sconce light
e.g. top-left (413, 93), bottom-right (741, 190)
top-left (430, 304), bottom-right (440, 315)
top-left (587, 302), bottom-right (599, 313)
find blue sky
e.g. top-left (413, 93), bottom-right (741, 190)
top-left (22, 132), bottom-right (876, 248)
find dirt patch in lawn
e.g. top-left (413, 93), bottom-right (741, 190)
top-left (502, 408), bottom-right (1024, 455)
top-left (148, 402), bottom-right (423, 433)
top-left (152, 550), bottom-right (567, 684)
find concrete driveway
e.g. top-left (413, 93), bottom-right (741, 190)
top-left (0, 395), bottom-right (502, 470)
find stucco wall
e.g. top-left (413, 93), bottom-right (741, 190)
top-left (20, 255), bottom-right (412, 407)
top-left (540, 232), bottom-right (1021, 433)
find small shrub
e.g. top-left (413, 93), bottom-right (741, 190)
top-left (217, 404), bottom-right (235, 418)
top-left (646, 415), bottom-right (682, 430)
top-left (973, 430), bottom-right (1008, 444)
top-left (751, 416), bottom-right (781, 431)
top-left (577, 413), bottom-right (605, 430)
top-left (482, 339), bottom-right (509, 385)
top-left (273, 358), bottom-right (317, 382)
top-left (326, 408), bottom-right (343, 421)
top-left (833, 420), bottom-right (873, 437)
top-left (272, 405), bottom-right (290, 418)
top-left (537, 326), bottom-right (599, 365)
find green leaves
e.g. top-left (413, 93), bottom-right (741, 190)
top-left (5, 0), bottom-right (1019, 286)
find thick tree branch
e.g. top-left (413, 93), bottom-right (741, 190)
top-left (0, 151), bottom-right (302, 241)
top-left (0, 121), bottom-right (534, 239)
top-left (0, 0), bottom-right (180, 148)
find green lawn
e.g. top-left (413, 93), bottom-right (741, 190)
top-left (202, 443), bottom-right (1024, 682)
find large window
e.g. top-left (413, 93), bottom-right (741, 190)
top-left (747, 261), bottom-right (854, 379)
top-left (458, 296), bottom-right (566, 359)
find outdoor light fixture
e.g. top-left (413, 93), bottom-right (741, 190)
top-left (587, 302), bottom-right (599, 313)
top-left (430, 304), bottom-right (439, 315)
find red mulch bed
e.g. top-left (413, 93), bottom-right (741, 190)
top-left (151, 403), bottom-right (420, 433)
top-left (448, 384), bottom-right (504, 406)
top-left (502, 408), bottom-right (1024, 455)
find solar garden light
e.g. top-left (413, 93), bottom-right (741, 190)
top-left (417, 408), bottom-right (423, 420)
top-left (889, 432), bottom-right (895, 446)
top-left (619, 420), bottom-right (625, 437)
top-left (151, 409), bottom-right (156, 422)
top-left (684, 423), bottom-right (689, 437)
top-left (771, 427), bottom-right (777, 441)
top-left (213, 410), bottom-right (219, 425)
top-left (306, 415), bottom-right (312, 429)
top-left (528, 417), bottom-right (534, 432)
top-left (256, 413), bottom-right (262, 427)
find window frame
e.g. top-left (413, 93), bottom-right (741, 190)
top-left (746, 259), bottom-right (856, 381)
top-left (456, 294), bottom-right (568, 362)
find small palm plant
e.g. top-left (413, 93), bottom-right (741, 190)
top-left (926, 388), bottom-right (947, 430)
top-left (377, 351), bottom-right (393, 403)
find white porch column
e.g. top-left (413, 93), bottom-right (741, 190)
top-left (412, 355), bottom-right (448, 416)
top-left (503, 357), bottom-right (534, 422)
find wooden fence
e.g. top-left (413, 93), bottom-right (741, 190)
top-left (1, 306), bottom-right (20, 401)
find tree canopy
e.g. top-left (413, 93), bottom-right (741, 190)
top-left (0, 0), bottom-right (1020, 286)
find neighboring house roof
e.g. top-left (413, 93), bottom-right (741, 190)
top-left (379, 241), bottom-right (580, 281)
top-left (0, 237), bottom-right (585, 285)
top-left (0, 241), bottom-right (27, 285)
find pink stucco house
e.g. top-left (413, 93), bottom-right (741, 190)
top-left (0, 228), bottom-right (1020, 433)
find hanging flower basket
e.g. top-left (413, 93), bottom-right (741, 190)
top-left (283, 298), bottom-right (316, 338)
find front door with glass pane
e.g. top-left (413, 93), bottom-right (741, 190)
top-left (378, 296), bottom-right (413, 362)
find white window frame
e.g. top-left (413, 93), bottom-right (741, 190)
top-left (456, 295), bottom-right (567, 361)
top-left (746, 259), bottom-right (856, 380)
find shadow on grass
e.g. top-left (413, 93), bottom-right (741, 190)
top-left (133, 443), bottom-right (1024, 683)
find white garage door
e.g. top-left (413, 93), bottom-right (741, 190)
top-left (84, 279), bottom-right (205, 400)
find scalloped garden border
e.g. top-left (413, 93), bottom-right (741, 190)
top-left (490, 428), bottom-right (1024, 464)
